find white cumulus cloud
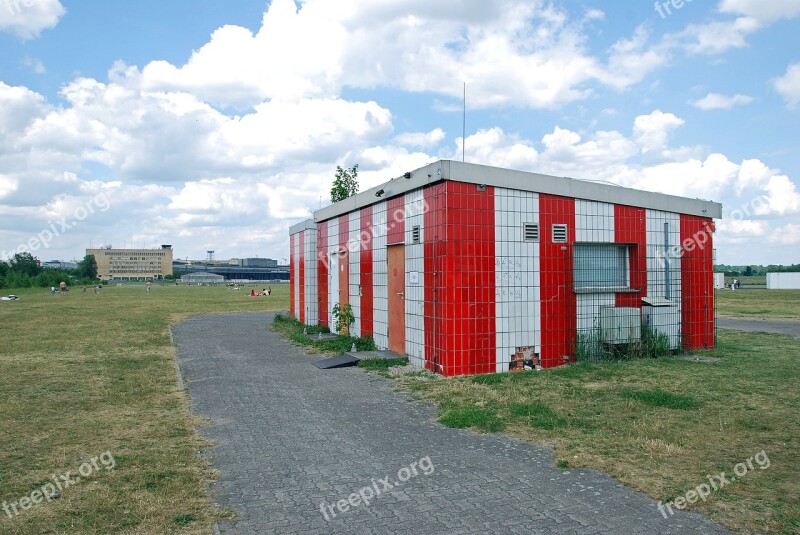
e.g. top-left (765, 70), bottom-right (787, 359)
top-left (690, 93), bottom-right (754, 110)
top-left (774, 62), bottom-right (800, 108)
top-left (0, 0), bottom-right (65, 39)
top-left (718, 0), bottom-right (800, 23)
top-left (395, 129), bottom-right (446, 149)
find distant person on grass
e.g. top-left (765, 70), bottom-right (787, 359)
top-left (146, 281), bottom-right (152, 294)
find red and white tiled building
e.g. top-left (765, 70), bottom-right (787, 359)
top-left (290, 161), bottom-right (721, 376)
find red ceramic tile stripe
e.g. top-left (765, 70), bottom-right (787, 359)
top-left (438, 182), bottom-right (496, 376)
top-left (680, 214), bottom-right (715, 350)
top-left (539, 194), bottom-right (576, 368)
top-left (424, 183), bottom-right (447, 373)
top-left (289, 233), bottom-right (295, 319)
top-left (360, 206), bottom-right (374, 337)
top-left (615, 204), bottom-right (647, 308)
top-left (317, 220), bottom-right (329, 327)
top-left (299, 231), bottom-right (305, 324)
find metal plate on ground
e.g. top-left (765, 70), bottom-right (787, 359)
top-left (312, 354), bottom-right (360, 369)
top-left (672, 355), bottom-right (721, 363)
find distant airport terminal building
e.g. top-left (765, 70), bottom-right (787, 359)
top-left (171, 258), bottom-right (289, 282)
top-left (180, 272), bottom-right (225, 284)
top-left (42, 260), bottom-right (78, 270)
top-left (85, 246), bottom-right (288, 282)
top-left (87, 245), bottom-right (173, 281)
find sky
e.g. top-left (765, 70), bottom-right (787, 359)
top-left (0, 0), bottom-right (799, 265)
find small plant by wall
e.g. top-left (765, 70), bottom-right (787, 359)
top-left (331, 303), bottom-right (355, 335)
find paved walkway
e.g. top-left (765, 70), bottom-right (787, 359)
top-left (717, 317), bottom-right (800, 338)
top-left (174, 313), bottom-right (729, 534)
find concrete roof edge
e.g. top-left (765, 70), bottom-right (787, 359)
top-left (289, 218), bottom-right (317, 235)
top-left (314, 160), bottom-right (444, 223)
top-left (313, 160), bottom-right (723, 222)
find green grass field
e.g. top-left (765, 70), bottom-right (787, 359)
top-left (0, 283), bottom-right (287, 534)
top-left (716, 289), bottom-right (800, 320)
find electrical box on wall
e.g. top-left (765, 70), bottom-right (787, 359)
top-left (641, 297), bottom-right (680, 348)
top-left (599, 307), bottom-right (641, 344)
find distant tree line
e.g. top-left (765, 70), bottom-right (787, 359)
top-left (714, 264), bottom-right (800, 277)
top-left (0, 252), bottom-right (99, 290)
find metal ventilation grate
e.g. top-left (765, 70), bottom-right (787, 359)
top-left (523, 223), bottom-right (539, 242)
top-left (412, 225), bottom-right (421, 244)
top-left (552, 224), bottom-right (568, 243)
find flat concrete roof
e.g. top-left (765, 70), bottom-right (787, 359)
top-left (289, 218), bottom-right (316, 235)
top-left (314, 160), bottom-right (722, 223)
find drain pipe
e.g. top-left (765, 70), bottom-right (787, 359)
top-left (664, 222), bottom-right (671, 300)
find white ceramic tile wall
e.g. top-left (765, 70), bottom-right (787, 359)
top-left (494, 188), bottom-right (540, 372)
top-left (575, 199), bottom-right (615, 242)
top-left (646, 210), bottom-right (682, 300)
top-left (327, 219), bottom-right (339, 328)
top-left (348, 211), bottom-right (361, 337)
top-left (576, 293), bottom-right (616, 333)
top-left (292, 234), bottom-right (300, 317)
top-left (303, 228), bottom-right (318, 324)
top-left (404, 190), bottom-right (425, 367)
top-left (646, 209), bottom-right (682, 342)
top-left (372, 202), bottom-right (388, 349)
top-left (574, 199), bottom-right (617, 334)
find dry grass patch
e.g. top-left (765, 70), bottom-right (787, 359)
top-left (0, 283), bottom-right (287, 534)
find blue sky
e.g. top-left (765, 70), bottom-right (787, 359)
top-left (0, 0), bottom-right (799, 264)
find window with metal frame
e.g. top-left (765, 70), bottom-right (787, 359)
top-left (573, 243), bottom-right (631, 290)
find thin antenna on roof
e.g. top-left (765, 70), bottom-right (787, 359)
top-left (462, 82), bottom-right (466, 163)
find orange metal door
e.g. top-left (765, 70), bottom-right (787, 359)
top-left (387, 244), bottom-right (405, 354)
